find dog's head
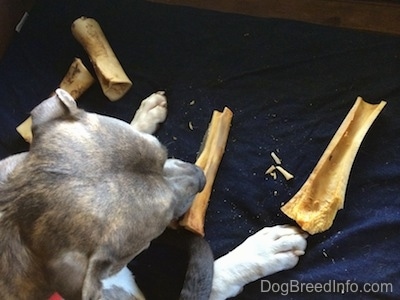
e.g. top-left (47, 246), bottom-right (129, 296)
top-left (28, 89), bottom-right (205, 222)
top-left (1, 89), bottom-right (206, 299)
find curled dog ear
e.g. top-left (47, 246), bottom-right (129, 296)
top-left (55, 88), bottom-right (77, 110)
top-left (31, 89), bottom-right (80, 127)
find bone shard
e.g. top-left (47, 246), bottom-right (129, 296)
top-left (271, 151), bottom-right (282, 165)
top-left (71, 17), bottom-right (132, 101)
top-left (16, 58), bottom-right (94, 143)
top-left (180, 107), bottom-right (233, 236)
top-left (265, 165), bottom-right (276, 175)
top-left (276, 165), bottom-right (294, 181)
top-left (281, 97), bottom-right (386, 234)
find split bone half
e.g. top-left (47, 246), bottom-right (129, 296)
top-left (281, 97), bottom-right (386, 234)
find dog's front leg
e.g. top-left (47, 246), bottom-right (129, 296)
top-left (210, 225), bottom-right (307, 300)
top-left (82, 251), bottom-right (114, 300)
top-left (130, 91), bottom-right (167, 134)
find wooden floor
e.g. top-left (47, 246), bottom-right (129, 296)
top-left (1, 1), bottom-right (400, 60)
top-left (148, 0), bottom-right (400, 36)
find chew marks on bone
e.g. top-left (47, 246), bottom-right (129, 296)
top-left (281, 97), bottom-right (386, 235)
top-left (16, 58), bottom-right (95, 143)
top-left (180, 107), bottom-right (233, 236)
top-left (71, 17), bottom-right (132, 101)
top-left (58, 57), bottom-right (96, 99)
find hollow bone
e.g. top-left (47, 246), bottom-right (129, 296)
top-left (281, 97), bottom-right (386, 234)
top-left (71, 17), bottom-right (132, 101)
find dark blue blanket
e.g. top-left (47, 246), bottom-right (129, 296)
top-left (0, 1), bottom-right (399, 298)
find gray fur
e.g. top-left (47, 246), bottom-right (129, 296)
top-left (155, 228), bottom-right (214, 300)
top-left (0, 93), bottom-right (205, 299)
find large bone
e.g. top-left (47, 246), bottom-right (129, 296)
top-left (281, 97), bottom-right (386, 234)
top-left (180, 107), bottom-right (233, 236)
top-left (71, 17), bottom-right (132, 101)
top-left (16, 58), bottom-right (94, 143)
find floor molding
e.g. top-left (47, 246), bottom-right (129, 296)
top-left (148, 0), bottom-right (400, 35)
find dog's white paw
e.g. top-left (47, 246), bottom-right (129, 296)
top-left (236, 225), bottom-right (307, 277)
top-left (130, 91), bottom-right (167, 134)
top-left (210, 225), bottom-right (307, 300)
top-left (102, 267), bottom-right (145, 300)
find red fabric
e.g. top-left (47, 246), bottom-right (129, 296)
top-left (49, 293), bottom-right (62, 300)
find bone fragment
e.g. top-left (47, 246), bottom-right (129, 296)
top-left (16, 58), bottom-right (94, 143)
top-left (71, 17), bottom-right (132, 101)
top-left (276, 166), bottom-right (294, 181)
top-left (281, 97), bottom-right (386, 234)
top-left (271, 151), bottom-right (282, 165)
top-left (179, 107), bottom-right (233, 236)
top-left (265, 165), bottom-right (276, 175)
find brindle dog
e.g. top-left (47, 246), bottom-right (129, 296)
top-left (0, 89), bottom-right (307, 300)
top-left (0, 89), bottom-right (208, 299)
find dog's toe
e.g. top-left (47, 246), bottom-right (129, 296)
top-left (131, 92), bottom-right (168, 134)
top-left (141, 92), bottom-right (167, 110)
top-left (211, 225), bottom-right (307, 300)
top-left (269, 250), bottom-right (301, 272)
top-left (265, 224), bottom-right (305, 240)
top-left (271, 229), bottom-right (307, 254)
top-left (228, 225), bottom-right (307, 278)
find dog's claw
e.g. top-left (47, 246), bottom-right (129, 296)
top-left (293, 249), bottom-right (305, 256)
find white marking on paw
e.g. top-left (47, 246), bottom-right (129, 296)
top-left (131, 91), bottom-right (167, 134)
top-left (102, 267), bottom-right (145, 300)
top-left (210, 225), bottom-right (307, 300)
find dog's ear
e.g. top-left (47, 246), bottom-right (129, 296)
top-left (31, 89), bottom-right (80, 127)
